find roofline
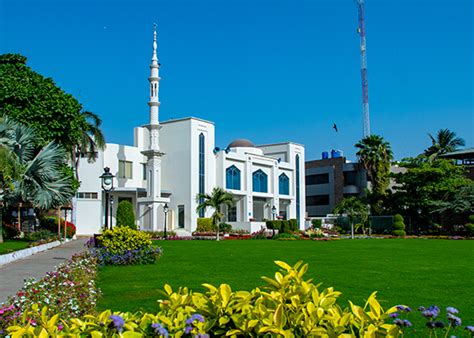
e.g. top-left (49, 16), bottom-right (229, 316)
top-left (257, 141), bottom-right (305, 148)
top-left (160, 116), bottom-right (215, 125)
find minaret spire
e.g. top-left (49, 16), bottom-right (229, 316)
top-left (148, 23), bottom-right (160, 127)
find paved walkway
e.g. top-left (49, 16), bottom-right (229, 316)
top-left (0, 237), bottom-right (89, 304)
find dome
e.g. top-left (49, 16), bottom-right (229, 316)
top-left (228, 138), bottom-right (256, 148)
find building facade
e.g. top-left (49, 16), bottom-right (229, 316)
top-left (75, 27), bottom-right (306, 235)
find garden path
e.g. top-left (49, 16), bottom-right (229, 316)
top-left (0, 237), bottom-right (89, 304)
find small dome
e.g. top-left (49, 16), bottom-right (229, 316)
top-left (228, 138), bottom-right (255, 148)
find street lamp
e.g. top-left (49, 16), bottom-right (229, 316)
top-left (100, 167), bottom-right (115, 230)
top-left (271, 205), bottom-right (277, 220)
top-left (109, 196), bottom-right (114, 229)
top-left (163, 203), bottom-right (169, 239)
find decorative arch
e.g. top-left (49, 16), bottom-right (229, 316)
top-left (226, 165), bottom-right (241, 190)
top-left (252, 169), bottom-right (268, 193)
top-left (279, 173), bottom-right (290, 195)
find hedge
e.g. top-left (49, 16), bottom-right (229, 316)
top-left (116, 201), bottom-right (136, 229)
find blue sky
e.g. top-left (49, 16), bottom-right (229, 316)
top-left (1, 0), bottom-right (472, 161)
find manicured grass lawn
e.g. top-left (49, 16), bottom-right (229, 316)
top-left (0, 239), bottom-right (30, 255)
top-left (97, 239), bottom-right (474, 324)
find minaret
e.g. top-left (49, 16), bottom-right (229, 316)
top-left (142, 23), bottom-right (165, 230)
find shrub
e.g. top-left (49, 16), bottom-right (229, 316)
top-left (468, 214), bottom-right (474, 223)
top-left (289, 218), bottom-right (298, 231)
top-left (393, 214), bottom-right (404, 223)
top-left (38, 217), bottom-right (76, 238)
top-left (311, 218), bottom-right (322, 228)
top-left (465, 223), bottom-right (474, 236)
top-left (265, 220), bottom-right (281, 232)
top-left (219, 222), bottom-right (232, 234)
top-left (2, 222), bottom-right (20, 239)
top-left (24, 229), bottom-right (56, 242)
top-left (6, 261), bottom-right (403, 337)
top-left (99, 227), bottom-right (152, 253)
top-left (280, 220), bottom-right (291, 234)
top-left (116, 200), bottom-right (136, 229)
top-left (392, 221), bottom-right (405, 230)
top-left (197, 217), bottom-right (214, 232)
top-left (392, 230), bottom-right (406, 237)
top-left (145, 230), bottom-right (177, 238)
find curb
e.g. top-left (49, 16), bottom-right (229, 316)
top-left (0, 240), bottom-right (64, 266)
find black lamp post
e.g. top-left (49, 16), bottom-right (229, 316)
top-left (100, 167), bottom-right (115, 230)
top-left (271, 205), bottom-right (277, 220)
top-left (163, 203), bottom-right (169, 239)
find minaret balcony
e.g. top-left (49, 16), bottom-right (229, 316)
top-left (148, 76), bottom-right (160, 81)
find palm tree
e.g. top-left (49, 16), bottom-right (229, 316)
top-left (196, 187), bottom-right (234, 241)
top-left (70, 111), bottom-right (106, 226)
top-left (355, 135), bottom-right (393, 195)
top-left (0, 118), bottom-right (74, 210)
top-left (334, 197), bottom-right (369, 239)
top-left (425, 129), bottom-right (465, 161)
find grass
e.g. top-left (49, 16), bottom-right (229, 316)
top-left (97, 239), bottom-right (474, 324)
top-left (0, 239), bottom-right (30, 255)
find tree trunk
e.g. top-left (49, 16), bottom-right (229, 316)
top-left (0, 205), bottom-right (3, 243)
top-left (351, 221), bottom-right (354, 239)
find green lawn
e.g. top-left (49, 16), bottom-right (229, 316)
top-left (97, 239), bottom-right (474, 324)
top-left (0, 239), bottom-right (30, 255)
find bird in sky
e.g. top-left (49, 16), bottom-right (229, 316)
top-left (332, 123), bottom-right (338, 132)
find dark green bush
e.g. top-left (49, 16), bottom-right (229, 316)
top-left (280, 220), bottom-right (290, 234)
top-left (391, 230), bottom-right (406, 237)
top-left (265, 220), bottom-right (281, 231)
top-left (197, 218), bottom-right (214, 232)
top-left (393, 214), bottom-right (404, 223)
top-left (116, 201), bottom-right (136, 229)
top-left (2, 223), bottom-right (20, 239)
top-left (465, 223), bottom-right (474, 236)
top-left (468, 215), bottom-right (474, 223)
top-left (311, 219), bottom-right (322, 229)
top-left (219, 223), bottom-right (232, 233)
top-left (24, 230), bottom-right (57, 242)
top-left (289, 219), bottom-right (298, 231)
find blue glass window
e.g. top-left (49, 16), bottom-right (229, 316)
top-left (199, 133), bottom-right (205, 217)
top-left (295, 155), bottom-right (300, 226)
top-left (279, 173), bottom-right (289, 195)
top-left (226, 165), bottom-right (241, 190)
top-left (252, 169), bottom-right (268, 193)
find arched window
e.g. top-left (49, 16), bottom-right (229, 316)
top-left (279, 173), bottom-right (289, 195)
top-left (226, 165), bottom-right (241, 190)
top-left (198, 133), bottom-right (205, 217)
top-left (252, 169), bottom-right (268, 193)
top-left (295, 154), bottom-right (301, 226)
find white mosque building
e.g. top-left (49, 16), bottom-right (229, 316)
top-left (75, 27), bottom-right (306, 235)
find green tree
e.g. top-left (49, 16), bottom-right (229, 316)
top-left (333, 197), bottom-right (369, 239)
top-left (355, 135), bottom-right (393, 214)
top-left (0, 118), bottom-right (74, 210)
top-left (116, 201), bottom-right (136, 229)
top-left (392, 158), bottom-right (473, 231)
top-left (424, 129), bottom-right (465, 161)
top-left (196, 187), bottom-right (234, 241)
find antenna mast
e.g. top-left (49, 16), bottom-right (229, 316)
top-left (357, 0), bottom-right (371, 137)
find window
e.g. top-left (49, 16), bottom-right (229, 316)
top-left (76, 192), bottom-right (98, 199)
top-left (306, 195), bottom-right (330, 206)
top-left (119, 160), bottom-right (133, 179)
top-left (296, 155), bottom-right (301, 225)
top-left (228, 206), bottom-right (237, 222)
top-left (142, 163), bottom-right (147, 180)
top-left (198, 133), bottom-right (205, 217)
top-left (279, 173), bottom-right (290, 195)
top-left (252, 169), bottom-right (268, 193)
top-left (344, 171), bottom-right (357, 186)
top-left (226, 165), bottom-right (241, 190)
top-left (306, 173), bottom-right (329, 185)
top-left (178, 205), bottom-right (185, 228)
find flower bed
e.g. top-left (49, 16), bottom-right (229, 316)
top-left (0, 253), bottom-right (99, 335)
top-left (89, 227), bottom-right (162, 266)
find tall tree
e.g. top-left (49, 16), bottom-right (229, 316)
top-left (355, 135), bottom-right (393, 214)
top-left (424, 129), bottom-right (465, 161)
top-left (0, 118), bottom-right (74, 210)
top-left (196, 187), bottom-right (234, 241)
top-left (333, 197), bottom-right (369, 239)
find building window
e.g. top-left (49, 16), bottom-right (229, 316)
top-left (306, 173), bottom-right (329, 185)
top-left (226, 165), bottom-right (241, 190)
top-left (296, 154), bottom-right (301, 225)
top-left (142, 163), bottom-right (147, 180)
top-left (279, 173), bottom-right (290, 195)
top-left (198, 133), bottom-right (205, 217)
top-left (344, 171), bottom-right (357, 186)
top-left (252, 169), bottom-right (268, 193)
top-left (119, 160), bottom-right (133, 179)
top-left (228, 205), bottom-right (237, 222)
top-left (178, 205), bottom-right (185, 228)
top-left (306, 195), bottom-right (330, 206)
top-left (76, 192), bottom-right (98, 199)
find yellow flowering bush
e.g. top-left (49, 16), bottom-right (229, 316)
top-left (7, 261), bottom-right (402, 337)
top-left (100, 227), bottom-right (152, 254)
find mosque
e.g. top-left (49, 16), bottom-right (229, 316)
top-left (75, 27), bottom-right (306, 235)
